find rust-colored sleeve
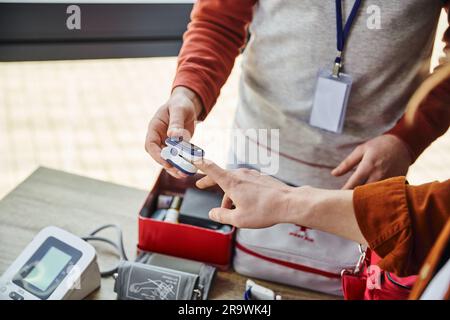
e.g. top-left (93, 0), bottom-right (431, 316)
top-left (353, 177), bottom-right (450, 277)
top-left (386, 6), bottom-right (450, 162)
top-left (172, 0), bottom-right (256, 119)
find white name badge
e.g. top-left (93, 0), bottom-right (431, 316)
top-left (309, 68), bottom-right (353, 134)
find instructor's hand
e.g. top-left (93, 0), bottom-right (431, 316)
top-left (332, 134), bottom-right (412, 189)
top-left (194, 160), bottom-right (294, 228)
top-left (145, 86), bottom-right (203, 179)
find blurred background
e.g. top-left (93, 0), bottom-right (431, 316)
top-left (0, 6), bottom-right (448, 198)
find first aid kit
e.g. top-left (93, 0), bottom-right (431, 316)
top-left (138, 170), bottom-right (235, 269)
top-left (233, 224), bottom-right (360, 296)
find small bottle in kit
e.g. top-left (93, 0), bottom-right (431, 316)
top-left (163, 196), bottom-right (182, 223)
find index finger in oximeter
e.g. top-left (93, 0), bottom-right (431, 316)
top-left (160, 137), bottom-right (204, 175)
top-left (0, 226), bottom-right (101, 300)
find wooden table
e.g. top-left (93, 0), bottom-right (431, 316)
top-left (0, 167), bottom-right (336, 300)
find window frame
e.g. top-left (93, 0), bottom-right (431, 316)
top-left (0, 1), bottom-right (194, 61)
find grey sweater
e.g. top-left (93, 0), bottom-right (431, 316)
top-left (232, 0), bottom-right (442, 188)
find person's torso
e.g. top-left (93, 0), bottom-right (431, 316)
top-left (234, 0), bottom-right (442, 186)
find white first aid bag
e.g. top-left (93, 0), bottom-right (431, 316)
top-left (233, 224), bottom-right (360, 296)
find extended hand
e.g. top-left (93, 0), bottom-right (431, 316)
top-left (194, 159), bottom-right (367, 244)
top-left (145, 86), bottom-right (203, 179)
top-left (194, 160), bottom-right (293, 228)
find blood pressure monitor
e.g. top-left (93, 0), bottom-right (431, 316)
top-left (0, 226), bottom-right (101, 300)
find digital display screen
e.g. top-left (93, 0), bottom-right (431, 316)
top-left (13, 236), bottom-right (82, 299)
top-left (23, 247), bottom-right (71, 292)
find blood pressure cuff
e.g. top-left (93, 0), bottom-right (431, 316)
top-left (114, 253), bottom-right (216, 300)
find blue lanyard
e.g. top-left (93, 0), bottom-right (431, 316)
top-left (333, 0), bottom-right (363, 76)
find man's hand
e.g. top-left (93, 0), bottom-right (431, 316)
top-left (194, 159), bottom-right (367, 244)
top-left (194, 160), bottom-right (294, 228)
top-left (145, 86), bottom-right (203, 179)
top-left (332, 134), bottom-right (412, 189)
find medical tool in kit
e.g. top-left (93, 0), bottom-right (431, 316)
top-left (244, 280), bottom-right (282, 300)
top-left (163, 195), bottom-right (182, 223)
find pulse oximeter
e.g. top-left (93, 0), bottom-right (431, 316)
top-left (160, 137), bottom-right (204, 175)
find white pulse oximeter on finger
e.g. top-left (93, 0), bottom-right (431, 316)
top-left (0, 226), bottom-right (101, 300)
top-left (160, 137), bottom-right (204, 175)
